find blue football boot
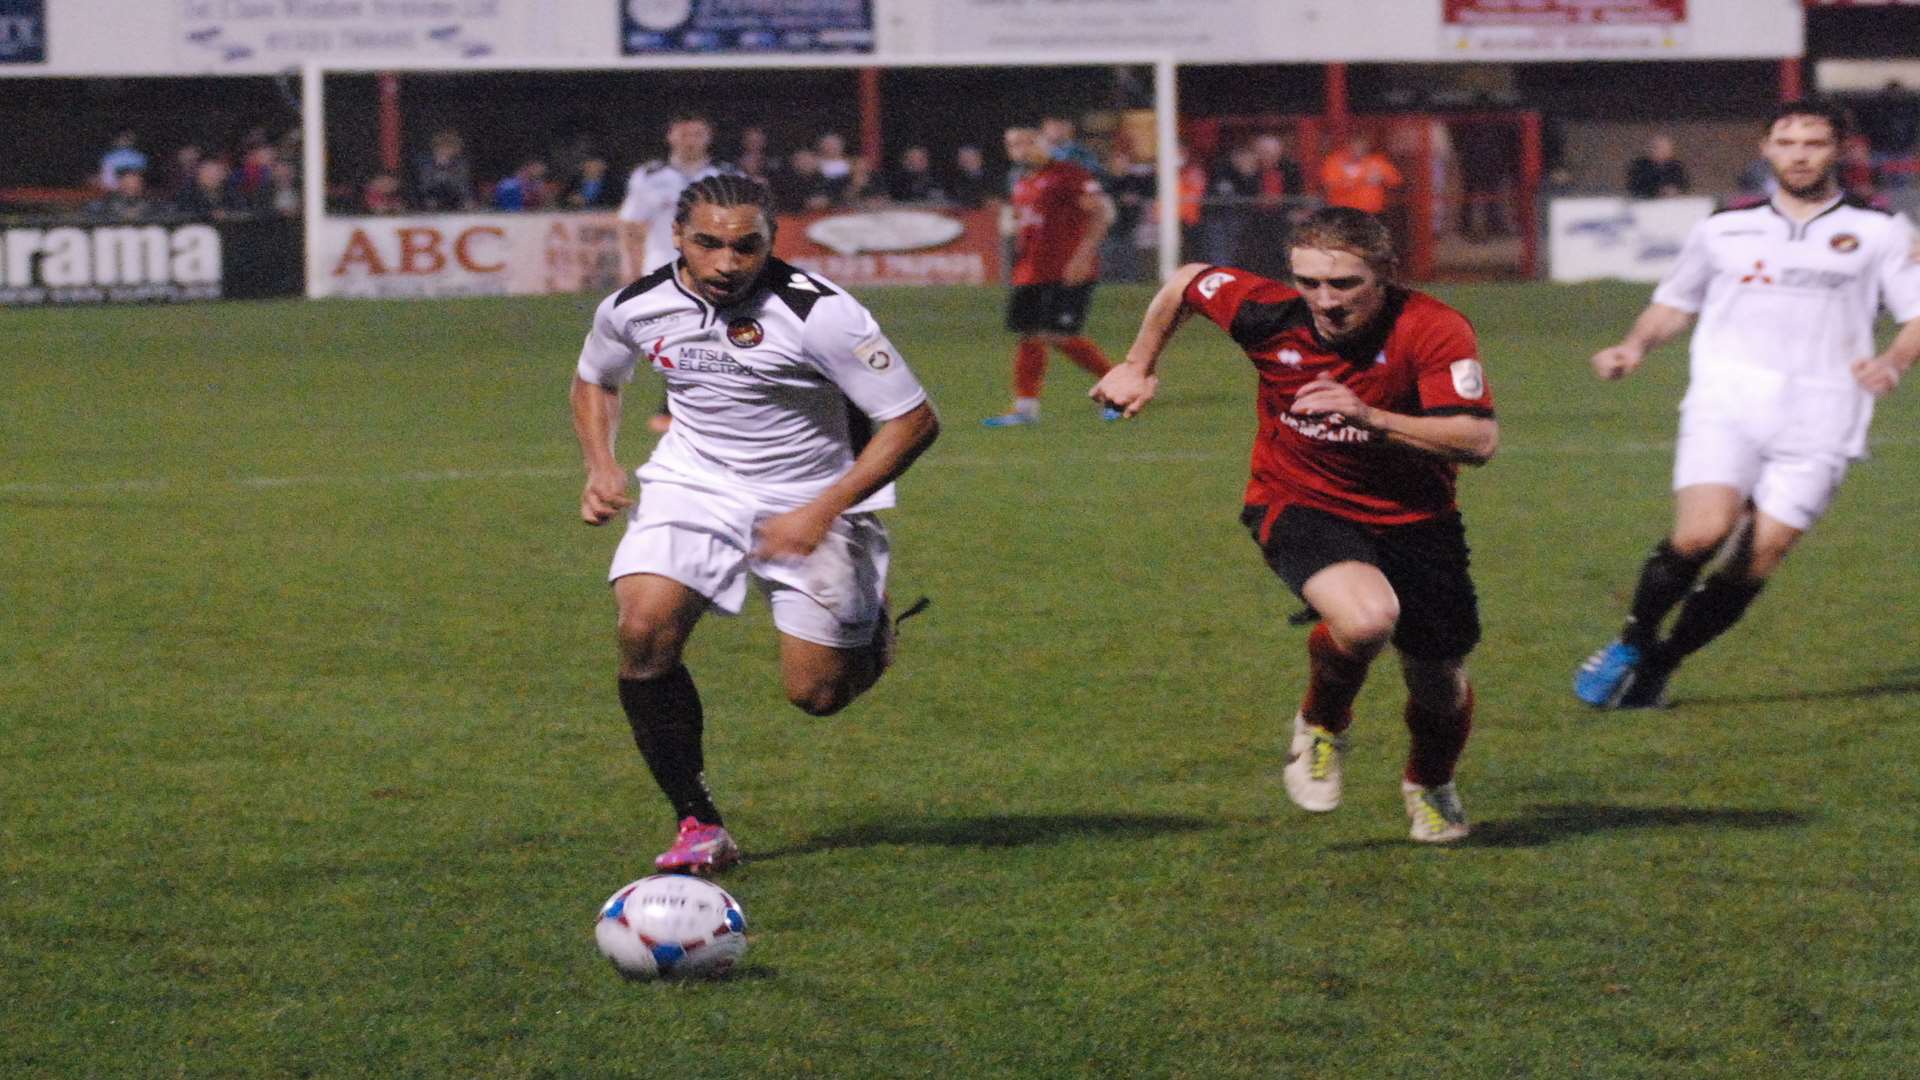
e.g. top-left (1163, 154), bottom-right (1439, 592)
top-left (1574, 639), bottom-right (1644, 708)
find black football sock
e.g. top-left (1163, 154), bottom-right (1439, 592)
top-left (618, 665), bottom-right (722, 826)
top-left (1620, 540), bottom-right (1711, 649)
top-left (1650, 572), bottom-right (1767, 668)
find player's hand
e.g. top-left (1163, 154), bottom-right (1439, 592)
top-left (1090, 362), bottom-right (1159, 419)
top-left (1289, 373), bottom-right (1375, 429)
top-left (580, 466), bottom-right (634, 525)
top-left (1591, 344), bottom-right (1644, 380)
top-left (1851, 356), bottom-right (1903, 396)
top-left (754, 505), bottom-right (834, 561)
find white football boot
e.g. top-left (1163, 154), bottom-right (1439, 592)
top-left (1283, 713), bottom-right (1346, 812)
top-left (1402, 780), bottom-right (1470, 843)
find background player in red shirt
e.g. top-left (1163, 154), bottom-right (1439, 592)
top-left (1092, 207), bottom-right (1499, 842)
top-left (984, 126), bottom-right (1119, 427)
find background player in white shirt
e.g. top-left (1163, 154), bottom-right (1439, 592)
top-left (1576, 99), bottom-right (1920, 709)
top-left (573, 175), bottom-right (941, 873)
top-left (618, 112), bottom-right (738, 433)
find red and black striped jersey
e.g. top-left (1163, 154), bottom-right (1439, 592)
top-left (1184, 266), bottom-right (1495, 529)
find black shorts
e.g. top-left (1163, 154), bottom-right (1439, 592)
top-left (1006, 283), bottom-right (1095, 335)
top-left (1242, 503), bottom-right (1482, 660)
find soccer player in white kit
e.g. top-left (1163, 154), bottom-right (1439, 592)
top-left (1576, 99), bottom-right (1920, 709)
top-left (618, 112), bottom-right (739, 433)
top-left (572, 176), bottom-right (940, 872)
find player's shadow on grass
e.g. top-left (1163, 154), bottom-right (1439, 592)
top-left (1461, 803), bottom-right (1809, 849)
top-left (1679, 674), bottom-right (1920, 708)
top-left (1324, 803), bottom-right (1808, 851)
top-left (750, 812), bottom-right (1210, 862)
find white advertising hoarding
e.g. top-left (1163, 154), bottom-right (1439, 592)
top-left (313, 212), bottom-right (624, 299)
top-left (1548, 195), bottom-right (1714, 284)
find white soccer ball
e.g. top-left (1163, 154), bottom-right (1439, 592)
top-left (594, 874), bottom-right (748, 980)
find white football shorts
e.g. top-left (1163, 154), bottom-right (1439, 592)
top-left (608, 476), bottom-right (890, 649)
top-left (1672, 390), bottom-right (1851, 532)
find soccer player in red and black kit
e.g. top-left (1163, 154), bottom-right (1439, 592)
top-left (983, 126), bottom-right (1119, 427)
top-left (1092, 207), bottom-right (1498, 842)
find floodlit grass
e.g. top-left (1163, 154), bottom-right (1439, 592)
top-left (4, 282), bottom-right (1917, 1077)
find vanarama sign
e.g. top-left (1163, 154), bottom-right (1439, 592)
top-left (0, 223), bottom-right (221, 304)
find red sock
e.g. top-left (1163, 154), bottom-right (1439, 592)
top-left (1301, 622), bottom-right (1370, 734)
top-left (1404, 682), bottom-right (1474, 787)
top-left (1013, 339), bottom-right (1047, 399)
top-left (1057, 336), bottom-right (1113, 377)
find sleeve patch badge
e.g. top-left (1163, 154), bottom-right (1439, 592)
top-left (1196, 271), bottom-right (1235, 299)
top-left (1449, 358), bottom-right (1485, 399)
top-left (856, 336), bottom-right (896, 371)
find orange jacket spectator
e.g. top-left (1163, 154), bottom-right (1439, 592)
top-left (1320, 134), bottom-right (1403, 214)
top-left (1178, 152), bottom-right (1206, 227)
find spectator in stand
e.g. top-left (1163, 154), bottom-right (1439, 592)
top-left (98, 131), bottom-right (148, 189)
top-left (885, 145), bottom-right (947, 204)
top-left (1321, 131), bottom-right (1403, 216)
top-left (492, 160), bottom-right (550, 211)
top-left (736, 126), bottom-right (773, 183)
top-left (87, 168), bottom-right (156, 221)
top-left (1177, 144), bottom-right (1206, 260)
top-left (1103, 145), bottom-right (1156, 281)
top-left (1840, 134), bottom-right (1878, 203)
top-left (1200, 142), bottom-right (1263, 265)
top-left (232, 142), bottom-right (278, 206)
top-left (1626, 134), bottom-right (1689, 199)
top-left (416, 129), bottom-right (474, 211)
top-left (362, 172), bottom-right (406, 214)
top-left (949, 144), bottom-right (993, 208)
top-left (563, 157), bottom-right (619, 209)
top-left (775, 148), bottom-right (834, 213)
top-left (815, 132), bottom-right (856, 204)
top-left (268, 160), bottom-right (301, 217)
top-left (173, 159), bottom-right (247, 220)
top-left (1253, 133), bottom-right (1305, 201)
top-left (1858, 80), bottom-right (1919, 161)
top-left (1041, 114), bottom-right (1103, 177)
top-left (165, 145), bottom-right (205, 200)
top-left (1452, 123), bottom-right (1512, 238)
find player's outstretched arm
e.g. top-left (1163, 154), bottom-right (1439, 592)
top-left (1091, 263), bottom-right (1207, 418)
top-left (571, 375), bottom-right (634, 525)
top-left (1851, 316), bottom-right (1920, 396)
top-left (1592, 302), bottom-right (1693, 380)
top-left (754, 402), bottom-right (941, 559)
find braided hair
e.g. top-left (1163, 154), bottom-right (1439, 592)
top-left (674, 174), bottom-right (777, 228)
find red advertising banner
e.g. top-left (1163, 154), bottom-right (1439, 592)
top-left (1444, 0), bottom-right (1689, 54)
top-left (774, 207), bottom-right (1002, 287)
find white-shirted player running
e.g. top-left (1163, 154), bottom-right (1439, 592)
top-left (1576, 98), bottom-right (1920, 708)
top-left (572, 175), bottom-right (941, 872)
top-left (619, 112), bottom-right (740, 433)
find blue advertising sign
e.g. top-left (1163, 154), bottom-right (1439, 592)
top-left (0, 0), bottom-right (46, 63)
top-left (621, 0), bottom-right (873, 54)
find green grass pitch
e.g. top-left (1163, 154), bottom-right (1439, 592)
top-left (3, 282), bottom-right (1917, 1077)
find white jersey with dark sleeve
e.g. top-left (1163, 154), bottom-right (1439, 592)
top-left (576, 258), bottom-right (928, 512)
top-left (1652, 196), bottom-right (1920, 456)
top-left (617, 159), bottom-right (741, 274)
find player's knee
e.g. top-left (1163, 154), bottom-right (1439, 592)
top-left (1669, 522), bottom-right (1734, 560)
top-left (616, 616), bottom-right (686, 679)
top-left (787, 679), bottom-right (854, 717)
top-left (1328, 601), bottom-right (1399, 653)
top-left (1402, 658), bottom-right (1467, 709)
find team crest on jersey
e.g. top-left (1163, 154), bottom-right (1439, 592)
top-left (1450, 359), bottom-right (1485, 399)
top-left (726, 317), bottom-right (764, 348)
top-left (1829, 232), bottom-right (1860, 253)
top-left (1196, 271), bottom-right (1235, 299)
